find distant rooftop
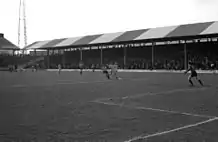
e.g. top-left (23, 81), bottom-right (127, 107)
top-left (0, 33), bottom-right (4, 38)
top-left (0, 33), bottom-right (19, 50)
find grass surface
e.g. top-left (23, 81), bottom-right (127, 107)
top-left (0, 70), bottom-right (218, 142)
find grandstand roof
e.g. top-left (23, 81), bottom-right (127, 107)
top-left (25, 21), bottom-right (218, 50)
top-left (0, 35), bottom-right (19, 50)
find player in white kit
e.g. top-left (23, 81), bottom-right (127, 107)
top-left (110, 62), bottom-right (120, 80)
top-left (58, 64), bottom-right (61, 75)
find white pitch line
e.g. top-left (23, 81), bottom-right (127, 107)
top-left (93, 87), bottom-right (216, 119)
top-left (135, 106), bottom-right (215, 118)
top-left (93, 100), bottom-right (215, 119)
top-left (92, 87), bottom-right (218, 141)
top-left (96, 86), bottom-right (210, 102)
top-left (124, 117), bottom-right (218, 142)
top-left (121, 87), bottom-right (209, 99)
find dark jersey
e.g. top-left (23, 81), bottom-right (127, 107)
top-left (188, 65), bottom-right (195, 72)
top-left (187, 65), bottom-right (197, 77)
top-left (102, 66), bottom-right (107, 71)
top-left (102, 66), bottom-right (108, 74)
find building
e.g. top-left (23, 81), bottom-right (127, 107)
top-left (0, 33), bottom-right (19, 55)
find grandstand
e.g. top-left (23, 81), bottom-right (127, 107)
top-left (24, 21), bottom-right (218, 71)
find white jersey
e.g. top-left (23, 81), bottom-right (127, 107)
top-left (111, 64), bottom-right (118, 72)
top-left (211, 63), bottom-right (215, 67)
top-left (58, 64), bottom-right (61, 69)
top-left (79, 62), bottom-right (84, 69)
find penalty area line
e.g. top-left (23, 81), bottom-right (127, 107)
top-left (95, 86), bottom-right (211, 103)
top-left (92, 100), bottom-right (215, 119)
top-left (124, 117), bottom-right (218, 142)
top-left (121, 86), bottom-right (210, 100)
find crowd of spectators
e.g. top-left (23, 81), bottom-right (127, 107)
top-left (0, 54), bottom-right (45, 69)
top-left (1, 54), bottom-right (217, 70)
top-left (47, 56), bottom-right (218, 70)
top-left (127, 58), bottom-right (218, 70)
top-left (127, 59), bottom-right (183, 70)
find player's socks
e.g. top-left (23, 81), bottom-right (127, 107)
top-left (106, 73), bottom-right (110, 79)
top-left (189, 79), bottom-right (193, 86)
top-left (198, 79), bottom-right (203, 86)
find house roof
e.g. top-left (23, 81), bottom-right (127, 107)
top-left (0, 36), bottom-right (19, 50)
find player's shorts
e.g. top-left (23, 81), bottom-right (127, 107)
top-left (191, 71), bottom-right (197, 77)
top-left (103, 70), bottom-right (108, 74)
top-left (111, 70), bottom-right (117, 74)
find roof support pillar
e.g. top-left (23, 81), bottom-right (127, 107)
top-left (62, 49), bottom-right (65, 67)
top-left (80, 48), bottom-right (83, 61)
top-left (124, 44), bottom-right (127, 69)
top-left (152, 42), bottom-right (155, 69)
top-left (52, 49), bottom-right (54, 55)
top-left (47, 49), bottom-right (50, 69)
top-left (184, 41), bottom-right (187, 70)
top-left (100, 46), bottom-right (103, 65)
top-left (34, 49), bottom-right (36, 56)
top-left (12, 50), bottom-right (15, 56)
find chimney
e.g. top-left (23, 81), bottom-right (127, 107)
top-left (0, 33), bottom-right (4, 38)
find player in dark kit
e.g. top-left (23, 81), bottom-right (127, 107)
top-left (210, 62), bottom-right (216, 74)
top-left (102, 65), bottom-right (110, 79)
top-left (184, 61), bottom-right (203, 86)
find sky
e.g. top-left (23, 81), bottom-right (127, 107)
top-left (0, 0), bottom-right (218, 48)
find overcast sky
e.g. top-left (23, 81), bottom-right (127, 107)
top-left (0, 0), bottom-right (218, 48)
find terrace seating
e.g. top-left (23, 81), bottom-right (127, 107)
top-left (0, 55), bottom-right (45, 70)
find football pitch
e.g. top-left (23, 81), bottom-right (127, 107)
top-left (0, 70), bottom-right (218, 142)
